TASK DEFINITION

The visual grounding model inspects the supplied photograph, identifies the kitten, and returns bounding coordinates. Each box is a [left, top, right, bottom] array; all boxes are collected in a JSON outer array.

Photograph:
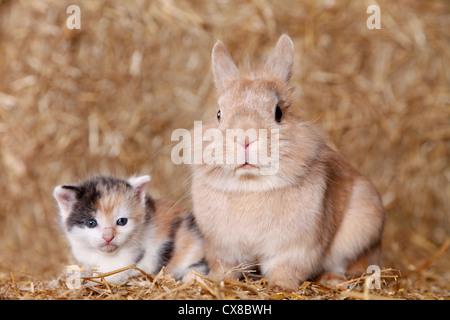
[[53, 175, 208, 284]]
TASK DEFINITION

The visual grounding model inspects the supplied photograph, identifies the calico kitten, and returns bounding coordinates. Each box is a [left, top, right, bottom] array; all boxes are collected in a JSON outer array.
[[53, 175, 208, 284]]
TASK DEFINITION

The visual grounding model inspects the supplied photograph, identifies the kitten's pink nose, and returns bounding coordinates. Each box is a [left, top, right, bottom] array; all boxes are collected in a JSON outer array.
[[102, 232, 115, 244], [103, 235, 114, 244]]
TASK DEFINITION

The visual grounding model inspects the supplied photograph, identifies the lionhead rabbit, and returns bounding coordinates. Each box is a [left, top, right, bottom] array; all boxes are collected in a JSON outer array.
[[190, 34, 385, 290]]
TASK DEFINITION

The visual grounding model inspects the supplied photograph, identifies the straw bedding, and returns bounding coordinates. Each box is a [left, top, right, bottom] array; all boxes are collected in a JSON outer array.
[[0, 0, 448, 300]]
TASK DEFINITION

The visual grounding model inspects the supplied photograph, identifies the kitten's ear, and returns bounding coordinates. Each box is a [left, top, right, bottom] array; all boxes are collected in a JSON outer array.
[[53, 185, 79, 219], [211, 40, 239, 92], [266, 34, 294, 82], [128, 175, 151, 206]]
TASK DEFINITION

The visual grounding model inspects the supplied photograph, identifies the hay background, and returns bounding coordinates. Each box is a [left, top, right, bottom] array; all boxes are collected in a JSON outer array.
[[0, 0, 448, 299]]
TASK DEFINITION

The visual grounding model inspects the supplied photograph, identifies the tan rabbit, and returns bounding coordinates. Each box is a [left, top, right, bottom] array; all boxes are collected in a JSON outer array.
[[190, 34, 385, 290]]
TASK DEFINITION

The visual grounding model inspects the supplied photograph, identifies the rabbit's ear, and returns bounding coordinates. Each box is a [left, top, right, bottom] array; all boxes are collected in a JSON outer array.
[[211, 40, 239, 92], [266, 34, 294, 82]]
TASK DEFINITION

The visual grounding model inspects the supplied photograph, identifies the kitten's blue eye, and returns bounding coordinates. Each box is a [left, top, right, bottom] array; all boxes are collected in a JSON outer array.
[[117, 218, 128, 226], [85, 219, 97, 228]]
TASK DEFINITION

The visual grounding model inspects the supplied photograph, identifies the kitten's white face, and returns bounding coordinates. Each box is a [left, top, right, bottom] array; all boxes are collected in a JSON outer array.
[[54, 175, 151, 254], [69, 200, 137, 253]]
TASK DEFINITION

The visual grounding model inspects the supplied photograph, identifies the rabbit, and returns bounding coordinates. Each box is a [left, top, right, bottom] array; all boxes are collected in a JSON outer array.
[[190, 34, 385, 291]]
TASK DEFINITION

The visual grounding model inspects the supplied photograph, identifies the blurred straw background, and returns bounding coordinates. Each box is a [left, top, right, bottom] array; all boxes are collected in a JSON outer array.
[[0, 0, 448, 299]]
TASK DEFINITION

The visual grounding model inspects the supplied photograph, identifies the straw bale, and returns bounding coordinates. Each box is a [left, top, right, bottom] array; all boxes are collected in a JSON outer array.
[[0, 0, 448, 299]]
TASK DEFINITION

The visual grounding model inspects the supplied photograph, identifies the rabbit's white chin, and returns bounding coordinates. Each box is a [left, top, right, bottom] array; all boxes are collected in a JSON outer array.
[[235, 163, 259, 175], [198, 168, 293, 193]]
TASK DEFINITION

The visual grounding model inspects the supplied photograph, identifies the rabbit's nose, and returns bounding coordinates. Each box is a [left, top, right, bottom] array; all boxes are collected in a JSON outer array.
[[236, 135, 256, 148], [236, 139, 257, 164], [244, 136, 250, 148]]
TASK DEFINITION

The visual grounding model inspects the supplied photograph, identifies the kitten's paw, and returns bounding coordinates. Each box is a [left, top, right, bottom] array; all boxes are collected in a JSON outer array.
[[182, 270, 200, 284], [268, 279, 299, 293]]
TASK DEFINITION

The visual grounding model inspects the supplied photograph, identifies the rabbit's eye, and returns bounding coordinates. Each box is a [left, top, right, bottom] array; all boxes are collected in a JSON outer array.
[[217, 110, 221, 122], [275, 106, 282, 122]]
